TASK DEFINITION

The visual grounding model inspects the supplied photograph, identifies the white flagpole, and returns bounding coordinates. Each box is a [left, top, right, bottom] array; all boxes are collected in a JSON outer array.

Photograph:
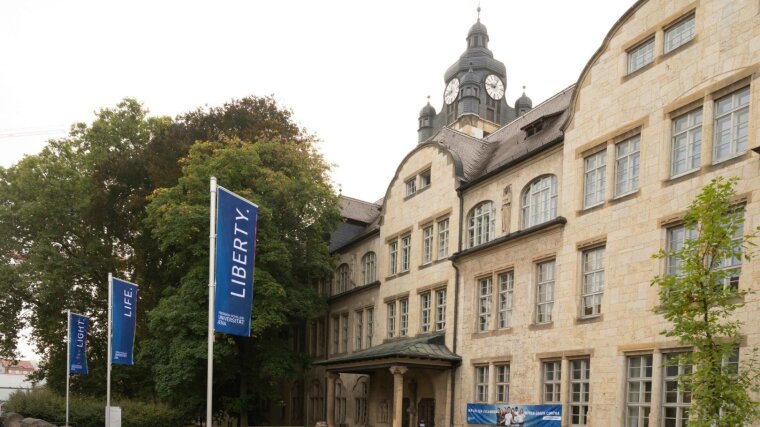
[[207, 176, 218, 427], [107, 272, 112, 427], [65, 309, 70, 427]]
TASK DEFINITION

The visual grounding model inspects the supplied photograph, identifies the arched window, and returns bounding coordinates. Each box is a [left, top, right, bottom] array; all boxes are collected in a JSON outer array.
[[521, 175, 558, 228], [468, 201, 495, 247], [308, 380, 324, 425], [361, 252, 376, 285], [354, 377, 369, 425], [335, 379, 346, 424], [336, 264, 350, 294]]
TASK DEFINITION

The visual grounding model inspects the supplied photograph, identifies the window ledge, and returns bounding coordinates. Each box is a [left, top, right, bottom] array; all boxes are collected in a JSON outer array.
[[328, 280, 381, 302], [662, 37, 696, 60], [622, 61, 655, 82], [710, 151, 749, 169], [471, 328, 514, 340], [610, 189, 640, 204], [403, 184, 431, 201], [577, 202, 606, 216], [418, 262, 433, 270], [663, 168, 701, 187], [575, 314, 604, 325], [450, 217, 567, 261], [528, 322, 554, 331]]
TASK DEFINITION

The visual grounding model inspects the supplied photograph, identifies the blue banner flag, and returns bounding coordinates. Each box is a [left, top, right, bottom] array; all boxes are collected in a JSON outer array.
[[111, 278, 138, 365], [68, 313, 89, 375], [214, 186, 259, 336], [466, 403, 562, 427]]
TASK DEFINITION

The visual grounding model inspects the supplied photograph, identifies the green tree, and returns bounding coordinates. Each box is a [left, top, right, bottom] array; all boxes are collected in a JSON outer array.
[[652, 177, 760, 426], [143, 135, 339, 422]]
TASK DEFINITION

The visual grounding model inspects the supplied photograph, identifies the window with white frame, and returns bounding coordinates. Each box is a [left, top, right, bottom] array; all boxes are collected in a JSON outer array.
[[671, 108, 702, 177], [340, 313, 348, 353], [497, 271, 514, 329], [522, 175, 558, 228], [389, 241, 398, 275], [664, 13, 695, 53], [420, 169, 431, 189], [713, 86, 750, 163], [399, 298, 409, 336], [717, 209, 744, 289], [496, 364, 510, 403], [581, 247, 605, 317], [420, 292, 432, 333], [627, 37, 655, 74], [543, 361, 561, 403], [536, 260, 555, 324], [570, 358, 590, 426], [663, 353, 692, 427], [387, 302, 396, 338], [626, 354, 653, 427], [401, 235, 411, 272], [438, 218, 450, 259], [615, 136, 640, 197], [366, 308, 373, 347], [405, 178, 417, 196], [422, 225, 434, 265], [584, 150, 606, 208], [468, 201, 495, 247], [336, 263, 350, 294], [478, 277, 493, 332], [354, 310, 363, 351], [361, 252, 376, 285], [475, 366, 489, 402], [666, 225, 698, 277], [435, 288, 446, 330]]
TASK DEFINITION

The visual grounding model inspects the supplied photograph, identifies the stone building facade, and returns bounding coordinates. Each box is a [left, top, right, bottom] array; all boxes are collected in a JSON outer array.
[[297, 1, 760, 427]]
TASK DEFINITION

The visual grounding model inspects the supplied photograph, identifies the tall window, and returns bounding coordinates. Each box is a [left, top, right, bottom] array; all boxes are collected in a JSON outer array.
[[498, 271, 514, 329], [422, 225, 434, 265], [438, 218, 450, 259], [486, 97, 500, 122], [469, 201, 495, 247], [435, 289, 446, 331], [663, 353, 692, 427], [522, 175, 558, 228], [399, 298, 409, 337], [361, 252, 376, 285], [671, 109, 702, 177], [405, 178, 417, 196], [475, 366, 489, 402], [570, 359, 590, 426], [627, 37, 655, 74], [308, 381, 324, 425], [420, 292, 432, 333], [332, 315, 339, 354], [478, 277, 493, 332], [420, 169, 431, 189], [626, 354, 653, 427], [366, 308, 373, 347], [666, 225, 698, 277], [581, 247, 605, 317], [354, 310, 363, 351], [717, 209, 744, 289], [536, 260, 555, 324], [543, 361, 561, 403], [335, 380, 346, 424], [584, 150, 606, 208], [389, 241, 398, 275], [713, 86, 750, 163], [664, 13, 695, 53], [355, 380, 369, 425], [387, 302, 396, 338], [340, 313, 348, 353], [496, 364, 510, 403], [336, 264, 349, 294], [401, 235, 411, 272], [615, 136, 640, 197]]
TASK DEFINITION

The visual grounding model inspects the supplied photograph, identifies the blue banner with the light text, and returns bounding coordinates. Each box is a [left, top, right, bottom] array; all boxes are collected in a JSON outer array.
[[466, 403, 561, 427], [68, 313, 89, 375], [214, 186, 258, 336], [111, 278, 138, 365]]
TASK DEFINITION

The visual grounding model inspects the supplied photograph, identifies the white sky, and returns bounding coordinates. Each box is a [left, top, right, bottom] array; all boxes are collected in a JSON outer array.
[[0, 0, 635, 358]]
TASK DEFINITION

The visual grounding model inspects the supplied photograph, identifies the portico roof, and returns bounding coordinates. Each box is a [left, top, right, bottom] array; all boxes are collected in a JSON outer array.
[[314, 333, 460, 372]]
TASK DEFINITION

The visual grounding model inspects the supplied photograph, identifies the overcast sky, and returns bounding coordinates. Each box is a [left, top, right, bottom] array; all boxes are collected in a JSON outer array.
[[2, 1, 635, 358]]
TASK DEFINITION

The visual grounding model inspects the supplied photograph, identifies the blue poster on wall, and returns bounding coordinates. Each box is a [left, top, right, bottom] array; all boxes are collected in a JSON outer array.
[[466, 403, 561, 427]]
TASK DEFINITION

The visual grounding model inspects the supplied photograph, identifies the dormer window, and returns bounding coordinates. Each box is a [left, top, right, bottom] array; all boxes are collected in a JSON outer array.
[[405, 178, 417, 197], [420, 169, 431, 189]]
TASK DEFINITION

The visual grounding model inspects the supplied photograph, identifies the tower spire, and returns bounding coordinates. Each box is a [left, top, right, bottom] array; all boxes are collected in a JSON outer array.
[[477, 2, 481, 22]]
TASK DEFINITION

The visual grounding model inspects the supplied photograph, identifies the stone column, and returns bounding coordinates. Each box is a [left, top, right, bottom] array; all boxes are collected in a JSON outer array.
[[389, 366, 408, 427], [326, 372, 339, 427], [560, 358, 570, 427], [649, 351, 663, 427]]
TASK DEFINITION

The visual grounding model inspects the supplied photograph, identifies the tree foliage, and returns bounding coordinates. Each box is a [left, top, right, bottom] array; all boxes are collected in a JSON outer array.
[[652, 177, 760, 426]]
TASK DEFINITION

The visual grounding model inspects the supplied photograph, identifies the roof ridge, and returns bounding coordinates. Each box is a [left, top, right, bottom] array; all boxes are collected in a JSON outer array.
[[487, 84, 576, 140], [439, 126, 491, 146], [340, 195, 381, 207]]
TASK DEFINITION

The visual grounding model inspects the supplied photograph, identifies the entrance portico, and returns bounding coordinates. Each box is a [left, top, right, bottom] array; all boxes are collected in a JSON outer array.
[[315, 333, 460, 427]]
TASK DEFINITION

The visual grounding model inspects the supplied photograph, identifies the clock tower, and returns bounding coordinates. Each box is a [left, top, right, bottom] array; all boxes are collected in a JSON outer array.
[[418, 8, 519, 142]]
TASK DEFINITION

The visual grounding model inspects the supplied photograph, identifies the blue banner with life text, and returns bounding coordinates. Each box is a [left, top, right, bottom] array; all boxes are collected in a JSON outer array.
[[466, 403, 561, 427], [111, 278, 138, 365], [214, 186, 259, 336], [68, 313, 89, 375]]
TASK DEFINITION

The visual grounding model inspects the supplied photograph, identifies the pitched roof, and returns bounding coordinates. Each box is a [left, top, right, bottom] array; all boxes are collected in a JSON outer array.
[[339, 196, 381, 224], [314, 333, 460, 366], [329, 196, 382, 252], [428, 127, 491, 181]]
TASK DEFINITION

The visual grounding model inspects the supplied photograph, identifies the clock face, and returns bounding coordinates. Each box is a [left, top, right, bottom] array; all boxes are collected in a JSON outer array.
[[444, 78, 460, 105], [485, 74, 505, 100]]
